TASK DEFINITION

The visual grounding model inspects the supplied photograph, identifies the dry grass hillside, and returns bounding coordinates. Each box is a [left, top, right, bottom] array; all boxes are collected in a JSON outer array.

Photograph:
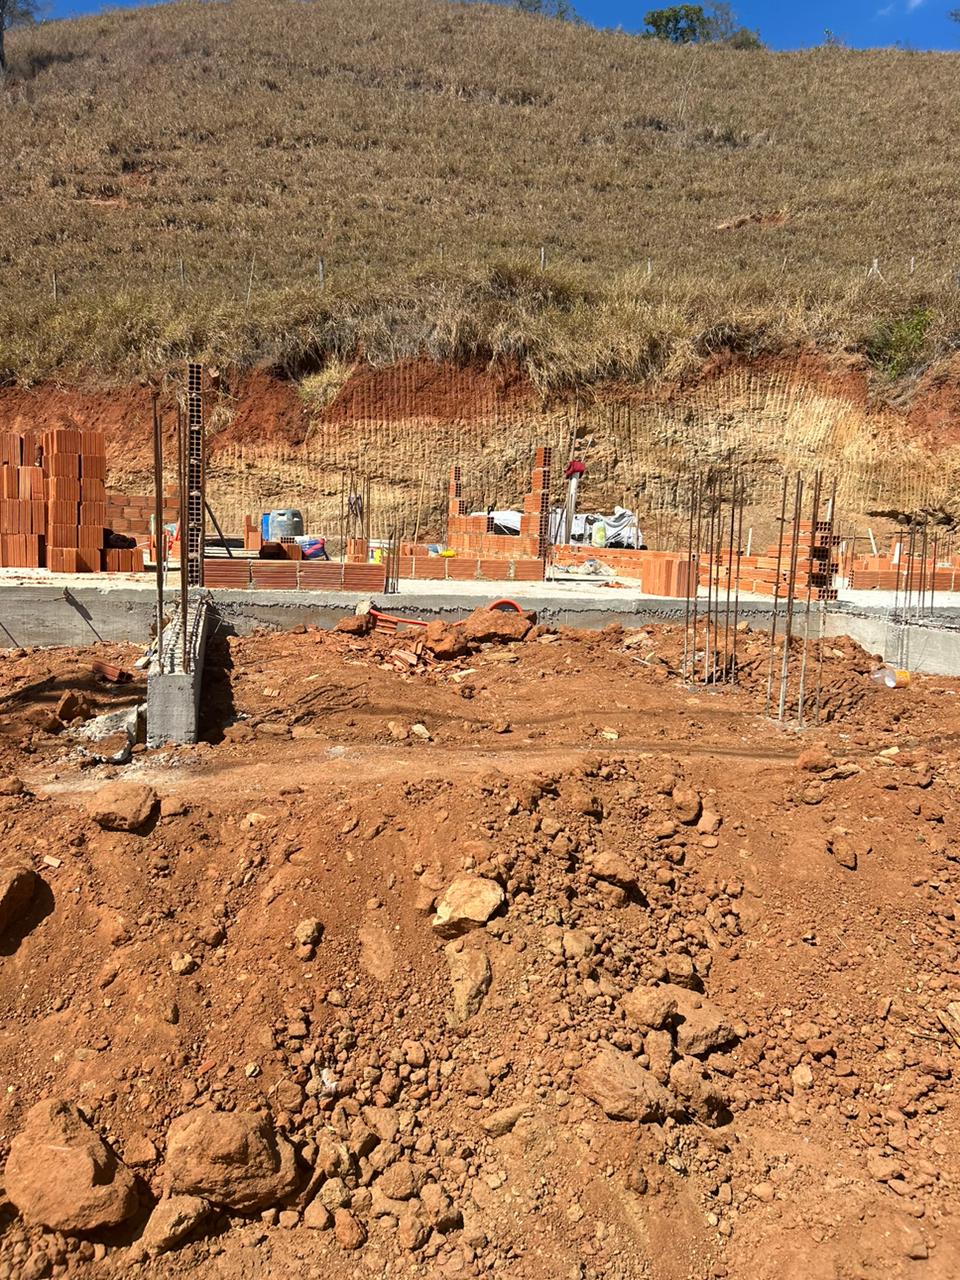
[[2, 0, 959, 386]]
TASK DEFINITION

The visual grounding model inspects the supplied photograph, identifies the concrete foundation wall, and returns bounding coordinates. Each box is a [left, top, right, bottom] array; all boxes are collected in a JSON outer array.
[[3, 582, 960, 678], [822, 612, 960, 678], [146, 601, 211, 747], [0, 585, 157, 648]]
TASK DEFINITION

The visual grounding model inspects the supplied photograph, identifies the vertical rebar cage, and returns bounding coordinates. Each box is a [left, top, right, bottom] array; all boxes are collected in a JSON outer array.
[[186, 362, 206, 588]]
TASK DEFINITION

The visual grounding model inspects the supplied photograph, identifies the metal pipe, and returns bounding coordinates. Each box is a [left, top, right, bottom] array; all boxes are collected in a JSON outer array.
[[777, 473, 804, 722], [730, 473, 745, 684], [204, 500, 233, 557], [178, 402, 188, 675], [765, 474, 789, 716], [152, 391, 164, 657]]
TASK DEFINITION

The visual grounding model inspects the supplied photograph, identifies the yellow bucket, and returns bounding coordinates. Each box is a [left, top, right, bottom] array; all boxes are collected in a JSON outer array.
[[874, 664, 910, 688]]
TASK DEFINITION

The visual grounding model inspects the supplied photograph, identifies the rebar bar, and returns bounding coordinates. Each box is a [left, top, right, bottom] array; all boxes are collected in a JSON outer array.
[[730, 473, 745, 684], [152, 391, 164, 657], [177, 403, 188, 675], [777, 473, 804, 722], [930, 530, 939, 616], [691, 475, 704, 684], [682, 473, 697, 683], [797, 470, 823, 727], [765, 474, 789, 716], [722, 469, 736, 682], [814, 476, 837, 727]]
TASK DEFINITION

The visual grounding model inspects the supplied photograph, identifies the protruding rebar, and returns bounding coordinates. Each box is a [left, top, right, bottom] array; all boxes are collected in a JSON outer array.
[[765, 474, 789, 716], [730, 473, 745, 684], [682, 473, 697, 683], [152, 390, 164, 658], [691, 474, 704, 683], [777, 473, 804, 722], [177, 402, 188, 675], [797, 469, 823, 727]]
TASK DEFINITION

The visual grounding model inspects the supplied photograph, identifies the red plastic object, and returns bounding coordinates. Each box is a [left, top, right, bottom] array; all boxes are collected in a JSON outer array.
[[370, 597, 524, 632]]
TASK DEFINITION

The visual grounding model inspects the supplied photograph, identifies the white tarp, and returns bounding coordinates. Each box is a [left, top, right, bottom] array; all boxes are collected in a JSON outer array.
[[474, 505, 643, 548]]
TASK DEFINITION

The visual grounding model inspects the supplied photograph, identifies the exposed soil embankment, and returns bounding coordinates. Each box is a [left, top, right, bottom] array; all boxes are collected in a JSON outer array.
[[2, 352, 960, 540]]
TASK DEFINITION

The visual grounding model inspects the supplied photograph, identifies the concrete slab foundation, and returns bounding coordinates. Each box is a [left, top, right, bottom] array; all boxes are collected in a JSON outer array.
[[3, 574, 960, 677]]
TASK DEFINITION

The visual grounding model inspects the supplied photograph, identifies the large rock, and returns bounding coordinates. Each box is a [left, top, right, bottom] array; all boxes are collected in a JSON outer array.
[[0, 864, 38, 936], [445, 942, 492, 1025], [378, 1159, 422, 1201], [431, 874, 504, 938], [668, 986, 738, 1057], [86, 782, 158, 832], [461, 608, 532, 645], [423, 620, 469, 659], [575, 1043, 678, 1123], [163, 1109, 298, 1212], [4, 1098, 138, 1233], [671, 787, 702, 825]]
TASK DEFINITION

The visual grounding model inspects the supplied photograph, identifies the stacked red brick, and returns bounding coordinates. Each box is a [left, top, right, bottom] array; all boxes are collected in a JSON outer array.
[[105, 487, 178, 540], [847, 538, 956, 591], [700, 518, 839, 601], [0, 429, 46, 568], [44, 426, 104, 572], [0, 425, 143, 573], [445, 450, 551, 561], [552, 544, 695, 596], [519, 446, 552, 556], [203, 560, 389, 592]]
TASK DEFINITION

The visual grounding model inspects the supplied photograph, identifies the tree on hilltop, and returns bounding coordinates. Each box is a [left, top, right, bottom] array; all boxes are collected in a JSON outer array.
[[643, 4, 763, 46], [506, 0, 581, 19], [643, 5, 711, 42], [0, 0, 39, 74]]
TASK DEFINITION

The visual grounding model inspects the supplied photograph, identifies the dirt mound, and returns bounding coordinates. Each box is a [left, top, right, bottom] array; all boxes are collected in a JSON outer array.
[[1, 623, 960, 1279]]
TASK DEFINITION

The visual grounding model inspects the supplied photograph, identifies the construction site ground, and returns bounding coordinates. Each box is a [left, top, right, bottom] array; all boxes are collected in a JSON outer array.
[[2, 563, 960, 615], [2, 618, 960, 1279]]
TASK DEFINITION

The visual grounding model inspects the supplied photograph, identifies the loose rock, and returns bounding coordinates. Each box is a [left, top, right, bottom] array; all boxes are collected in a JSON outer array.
[[4, 1099, 138, 1233], [445, 942, 492, 1025], [431, 875, 504, 938], [0, 863, 38, 937], [163, 1109, 298, 1212], [86, 782, 158, 832], [575, 1043, 678, 1122]]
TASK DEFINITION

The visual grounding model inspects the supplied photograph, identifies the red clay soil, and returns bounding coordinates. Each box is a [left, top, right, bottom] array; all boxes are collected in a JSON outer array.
[[3, 351, 960, 478], [904, 353, 960, 449], [318, 356, 533, 425], [209, 368, 310, 449], [1, 621, 960, 1279]]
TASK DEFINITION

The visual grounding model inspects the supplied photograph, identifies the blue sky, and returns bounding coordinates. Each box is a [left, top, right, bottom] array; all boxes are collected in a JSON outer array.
[[40, 0, 960, 51]]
